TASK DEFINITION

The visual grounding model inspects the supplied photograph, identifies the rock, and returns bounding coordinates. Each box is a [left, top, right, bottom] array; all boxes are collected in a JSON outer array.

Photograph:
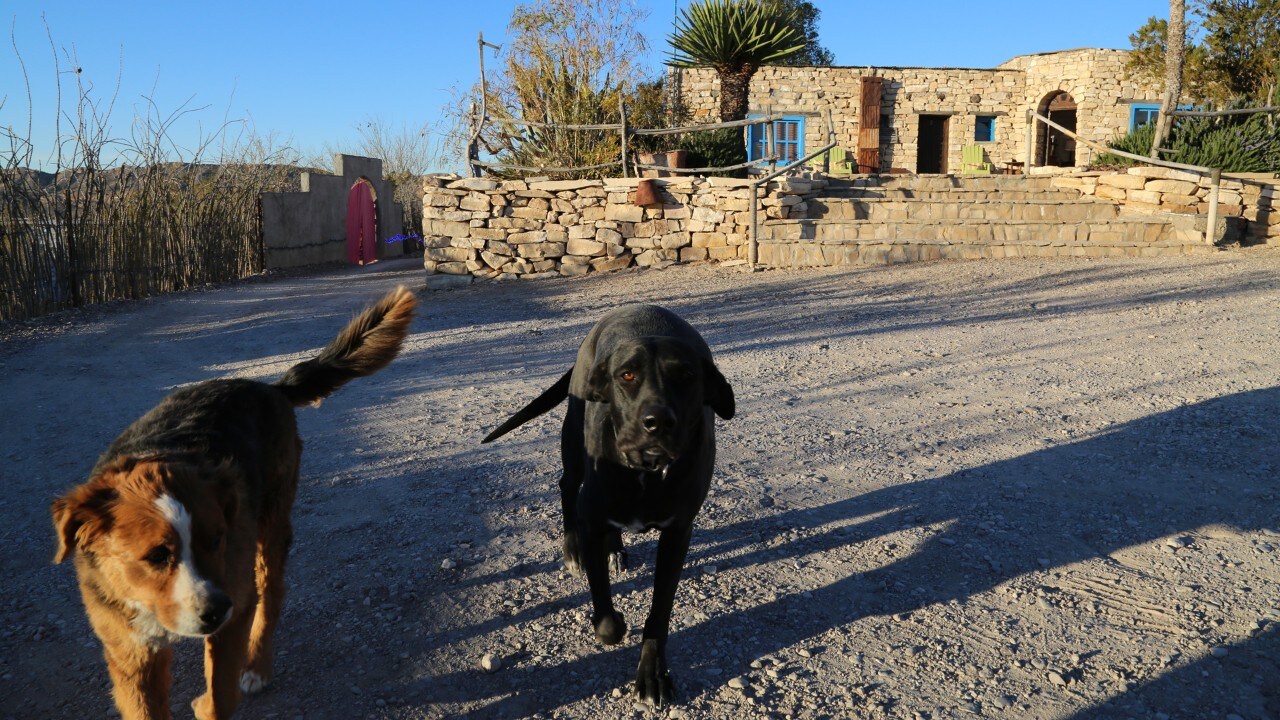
[[1211, 647, 1229, 658], [424, 274, 473, 290], [441, 559, 457, 570], [728, 676, 747, 689], [992, 695, 1015, 709], [1166, 536, 1193, 549], [480, 653, 502, 673], [1047, 670, 1068, 687]]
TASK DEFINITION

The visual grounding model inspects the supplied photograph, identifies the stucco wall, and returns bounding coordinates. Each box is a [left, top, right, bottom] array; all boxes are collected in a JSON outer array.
[[676, 49, 1162, 174], [260, 154, 404, 268]]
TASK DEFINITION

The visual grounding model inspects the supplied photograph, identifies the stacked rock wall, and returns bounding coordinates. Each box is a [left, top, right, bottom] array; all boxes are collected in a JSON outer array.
[[422, 175, 821, 280], [677, 49, 1161, 174], [1053, 169, 1279, 245]]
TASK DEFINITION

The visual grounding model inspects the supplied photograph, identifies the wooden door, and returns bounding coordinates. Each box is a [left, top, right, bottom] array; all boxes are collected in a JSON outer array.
[[346, 178, 379, 265], [857, 77, 882, 173]]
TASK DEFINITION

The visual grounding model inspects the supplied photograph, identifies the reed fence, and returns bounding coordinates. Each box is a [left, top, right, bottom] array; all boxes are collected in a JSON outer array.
[[0, 167, 279, 321]]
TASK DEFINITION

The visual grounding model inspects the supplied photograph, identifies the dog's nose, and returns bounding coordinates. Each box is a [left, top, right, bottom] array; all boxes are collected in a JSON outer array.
[[641, 408, 675, 434], [200, 592, 233, 633]]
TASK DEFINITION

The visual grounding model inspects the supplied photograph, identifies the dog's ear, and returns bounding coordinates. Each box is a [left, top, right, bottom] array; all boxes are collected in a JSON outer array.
[[51, 482, 115, 563], [586, 359, 612, 403], [702, 358, 735, 420]]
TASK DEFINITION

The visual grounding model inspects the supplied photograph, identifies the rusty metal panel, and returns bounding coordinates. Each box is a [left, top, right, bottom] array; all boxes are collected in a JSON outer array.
[[858, 77, 882, 173]]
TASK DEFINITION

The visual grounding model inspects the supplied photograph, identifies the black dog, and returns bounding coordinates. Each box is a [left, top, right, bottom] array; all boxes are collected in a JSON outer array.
[[483, 304, 734, 706]]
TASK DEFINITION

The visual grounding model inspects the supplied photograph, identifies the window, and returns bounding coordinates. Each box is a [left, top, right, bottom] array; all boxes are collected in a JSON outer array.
[[880, 114, 895, 144], [747, 116, 805, 163], [974, 115, 996, 142], [1130, 103, 1160, 130]]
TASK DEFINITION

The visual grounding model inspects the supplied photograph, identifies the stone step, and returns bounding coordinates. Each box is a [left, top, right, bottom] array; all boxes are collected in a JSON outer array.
[[804, 197, 1120, 223], [823, 175, 1062, 192], [756, 237, 1220, 268], [760, 218, 1204, 245], [815, 189, 1090, 202]]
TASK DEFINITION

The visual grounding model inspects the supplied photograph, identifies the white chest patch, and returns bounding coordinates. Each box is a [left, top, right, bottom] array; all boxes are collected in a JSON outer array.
[[126, 601, 177, 647]]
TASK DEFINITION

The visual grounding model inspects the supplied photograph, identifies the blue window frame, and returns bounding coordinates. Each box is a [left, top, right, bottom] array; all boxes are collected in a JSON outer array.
[[975, 115, 996, 142], [747, 115, 805, 163], [1131, 103, 1196, 131], [1130, 103, 1160, 130]]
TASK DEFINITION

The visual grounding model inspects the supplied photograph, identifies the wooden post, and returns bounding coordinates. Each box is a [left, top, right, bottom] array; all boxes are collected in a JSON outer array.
[[1205, 167, 1221, 244], [619, 99, 629, 178], [823, 108, 833, 174], [467, 100, 480, 178], [765, 109, 776, 176], [1025, 109, 1034, 171], [749, 182, 759, 268]]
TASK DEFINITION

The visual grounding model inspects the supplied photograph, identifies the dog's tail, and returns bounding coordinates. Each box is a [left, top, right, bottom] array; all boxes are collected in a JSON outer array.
[[481, 369, 572, 443], [274, 286, 417, 407]]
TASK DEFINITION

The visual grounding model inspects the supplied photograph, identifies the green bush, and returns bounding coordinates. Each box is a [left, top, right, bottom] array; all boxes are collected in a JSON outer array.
[[1095, 110, 1280, 172], [676, 127, 748, 177], [1094, 122, 1157, 166], [1169, 112, 1280, 172]]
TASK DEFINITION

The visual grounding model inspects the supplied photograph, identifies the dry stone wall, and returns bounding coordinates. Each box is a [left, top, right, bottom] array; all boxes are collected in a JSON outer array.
[[421, 175, 821, 281], [1052, 169, 1279, 245]]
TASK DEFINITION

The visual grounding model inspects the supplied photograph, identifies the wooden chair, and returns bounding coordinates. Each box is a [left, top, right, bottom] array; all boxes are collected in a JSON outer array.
[[960, 145, 993, 175], [828, 147, 854, 174]]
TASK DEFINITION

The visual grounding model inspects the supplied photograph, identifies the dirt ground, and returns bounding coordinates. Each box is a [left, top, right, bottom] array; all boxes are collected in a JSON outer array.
[[2, 252, 1278, 720]]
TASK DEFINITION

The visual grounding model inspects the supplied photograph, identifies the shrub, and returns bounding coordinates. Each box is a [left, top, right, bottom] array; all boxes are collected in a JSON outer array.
[[1094, 110, 1280, 172], [1094, 123, 1157, 166], [676, 127, 748, 177]]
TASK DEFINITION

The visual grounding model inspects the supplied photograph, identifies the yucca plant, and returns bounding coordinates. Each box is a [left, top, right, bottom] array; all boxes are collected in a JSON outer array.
[[667, 0, 806, 122]]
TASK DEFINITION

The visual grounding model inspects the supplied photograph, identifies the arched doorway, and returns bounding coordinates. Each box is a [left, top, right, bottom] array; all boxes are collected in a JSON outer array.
[[1036, 91, 1077, 167], [346, 177, 379, 265]]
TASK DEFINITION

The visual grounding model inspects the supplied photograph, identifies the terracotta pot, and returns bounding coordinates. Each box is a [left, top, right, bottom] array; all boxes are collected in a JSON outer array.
[[634, 179, 660, 206]]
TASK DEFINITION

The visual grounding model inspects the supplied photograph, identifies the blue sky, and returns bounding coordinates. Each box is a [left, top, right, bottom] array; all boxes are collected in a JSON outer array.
[[3, 1, 1167, 170]]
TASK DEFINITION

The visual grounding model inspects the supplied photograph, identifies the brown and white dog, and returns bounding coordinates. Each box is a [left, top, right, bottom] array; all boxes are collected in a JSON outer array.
[[51, 286, 416, 720]]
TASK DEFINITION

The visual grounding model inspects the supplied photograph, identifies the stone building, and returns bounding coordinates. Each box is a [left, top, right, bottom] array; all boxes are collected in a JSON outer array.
[[676, 48, 1163, 174]]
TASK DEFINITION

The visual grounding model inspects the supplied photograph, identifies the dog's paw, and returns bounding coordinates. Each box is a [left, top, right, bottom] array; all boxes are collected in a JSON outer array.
[[563, 556, 583, 577], [634, 667, 675, 708], [239, 670, 270, 695], [608, 549, 629, 575], [562, 536, 583, 577], [634, 639, 674, 708], [591, 610, 627, 645]]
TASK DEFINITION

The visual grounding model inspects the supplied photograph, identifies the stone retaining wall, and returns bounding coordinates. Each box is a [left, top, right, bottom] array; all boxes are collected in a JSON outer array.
[[1052, 168, 1279, 245], [421, 175, 822, 282]]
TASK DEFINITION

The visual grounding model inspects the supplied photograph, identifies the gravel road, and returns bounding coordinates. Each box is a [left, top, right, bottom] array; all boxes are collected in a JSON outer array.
[[2, 251, 1278, 720]]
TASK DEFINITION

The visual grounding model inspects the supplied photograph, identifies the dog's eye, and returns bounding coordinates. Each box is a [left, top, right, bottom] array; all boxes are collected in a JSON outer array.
[[619, 371, 637, 383], [144, 545, 172, 567]]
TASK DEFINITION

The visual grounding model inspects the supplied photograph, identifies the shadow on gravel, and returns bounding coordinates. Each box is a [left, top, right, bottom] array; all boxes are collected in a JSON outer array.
[[659, 261, 1278, 354], [1065, 623, 1280, 720], [406, 387, 1278, 717]]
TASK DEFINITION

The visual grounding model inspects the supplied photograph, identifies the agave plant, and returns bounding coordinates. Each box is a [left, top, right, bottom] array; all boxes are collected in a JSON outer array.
[[667, 0, 806, 122]]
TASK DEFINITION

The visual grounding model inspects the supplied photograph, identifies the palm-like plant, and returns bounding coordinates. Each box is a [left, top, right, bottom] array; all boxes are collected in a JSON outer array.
[[667, 0, 806, 122]]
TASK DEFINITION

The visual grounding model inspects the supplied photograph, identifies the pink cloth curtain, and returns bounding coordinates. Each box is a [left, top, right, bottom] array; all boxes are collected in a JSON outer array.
[[345, 181, 378, 264]]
